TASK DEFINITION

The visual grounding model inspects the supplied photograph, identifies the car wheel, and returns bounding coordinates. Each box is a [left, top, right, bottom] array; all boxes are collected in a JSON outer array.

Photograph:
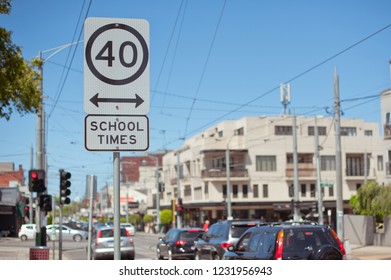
[[313, 246, 342, 260], [195, 251, 201, 260], [212, 253, 220, 260], [73, 234, 82, 242], [156, 248, 163, 260], [20, 235, 27, 241]]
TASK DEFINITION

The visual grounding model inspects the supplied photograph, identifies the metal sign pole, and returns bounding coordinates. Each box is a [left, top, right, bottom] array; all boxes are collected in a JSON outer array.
[[113, 152, 121, 260]]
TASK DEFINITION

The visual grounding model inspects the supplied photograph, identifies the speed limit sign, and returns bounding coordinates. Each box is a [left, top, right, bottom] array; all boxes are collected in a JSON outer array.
[[84, 17, 149, 115]]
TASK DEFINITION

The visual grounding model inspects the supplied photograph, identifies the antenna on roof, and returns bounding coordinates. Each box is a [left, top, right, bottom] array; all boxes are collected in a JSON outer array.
[[280, 83, 291, 115]]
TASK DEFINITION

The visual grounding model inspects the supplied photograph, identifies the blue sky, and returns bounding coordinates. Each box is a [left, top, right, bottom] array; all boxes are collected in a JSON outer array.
[[1, 0, 390, 199]]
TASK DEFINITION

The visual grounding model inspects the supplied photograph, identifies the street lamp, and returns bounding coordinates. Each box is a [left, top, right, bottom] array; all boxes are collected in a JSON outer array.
[[34, 40, 82, 246], [226, 134, 237, 220]]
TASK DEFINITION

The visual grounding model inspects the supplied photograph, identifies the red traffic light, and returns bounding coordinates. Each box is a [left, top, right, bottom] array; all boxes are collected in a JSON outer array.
[[31, 172, 38, 179]]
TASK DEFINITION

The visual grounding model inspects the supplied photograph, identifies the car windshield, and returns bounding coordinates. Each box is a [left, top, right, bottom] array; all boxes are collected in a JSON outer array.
[[230, 224, 255, 238], [179, 231, 201, 240], [99, 228, 129, 238]]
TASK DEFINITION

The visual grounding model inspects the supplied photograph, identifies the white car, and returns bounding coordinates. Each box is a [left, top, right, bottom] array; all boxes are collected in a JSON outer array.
[[46, 224, 88, 242], [120, 223, 136, 236], [18, 224, 37, 241]]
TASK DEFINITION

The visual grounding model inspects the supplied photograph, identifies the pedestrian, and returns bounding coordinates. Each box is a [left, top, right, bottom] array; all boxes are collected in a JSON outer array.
[[203, 220, 210, 232]]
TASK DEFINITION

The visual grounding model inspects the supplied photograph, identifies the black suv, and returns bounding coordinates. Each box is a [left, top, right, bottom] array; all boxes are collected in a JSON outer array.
[[156, 228, 204, 260], [194, 219, 266, 260], [223, 223, 346, 260]]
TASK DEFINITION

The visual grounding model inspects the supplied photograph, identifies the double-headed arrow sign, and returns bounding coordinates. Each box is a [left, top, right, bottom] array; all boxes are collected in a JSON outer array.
[[89, 93, 144, 108]]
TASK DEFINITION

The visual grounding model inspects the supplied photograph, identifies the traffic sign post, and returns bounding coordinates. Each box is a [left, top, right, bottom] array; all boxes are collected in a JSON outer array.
[[84, 17, 149, 115], [84, 115, 149, 151], [84, 17, 150, 260]]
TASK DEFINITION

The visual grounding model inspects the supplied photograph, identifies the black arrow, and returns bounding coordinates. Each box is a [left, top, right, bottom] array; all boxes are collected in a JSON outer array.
[[90, 93, 144, 108]]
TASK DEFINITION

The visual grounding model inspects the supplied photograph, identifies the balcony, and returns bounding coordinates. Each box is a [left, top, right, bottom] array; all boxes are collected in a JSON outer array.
[[201, 168, 248, 179], [285, 163, 316, 178]]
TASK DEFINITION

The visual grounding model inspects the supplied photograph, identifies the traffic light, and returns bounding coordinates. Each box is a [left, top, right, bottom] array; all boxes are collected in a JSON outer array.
[[28, 169, 46, 192], [59, 169, 71, 205], [176, 198, 184, 217], [40, 194, 52, 212]]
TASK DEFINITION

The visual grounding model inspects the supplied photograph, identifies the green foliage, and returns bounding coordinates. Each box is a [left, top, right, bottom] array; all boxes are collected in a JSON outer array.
[[143, 214, 154, 224], [0, 0, 41, 120], [160, 209, 173, 225], [350, 181, 391, 221]]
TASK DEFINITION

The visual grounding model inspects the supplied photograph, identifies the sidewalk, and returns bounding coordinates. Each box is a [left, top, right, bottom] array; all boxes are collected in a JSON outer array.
[[348, 243, 391, 260]]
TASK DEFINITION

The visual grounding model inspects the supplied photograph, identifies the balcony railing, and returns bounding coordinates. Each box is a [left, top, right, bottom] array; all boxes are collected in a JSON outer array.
[[285, 163, 316, 177], [201, 168, 248, 178]]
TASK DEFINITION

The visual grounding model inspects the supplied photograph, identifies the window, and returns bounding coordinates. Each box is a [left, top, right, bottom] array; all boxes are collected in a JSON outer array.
[[235, 127, 244, 135], [233, 185, 238, 198], [301, 184, 306, 197], [287, 153, 313, 164], [329, 185, 334, 197], [256, 156, 277, 171], [218, 130, 223, 137], [310, 184, 316, 198], [364, 130, 373, 136], [222, 185, 227, 198], [243, 185, 248, 198], [275, 125, 292, 135], [387, 112, 391, 124], [321, 156, 336, 171], [308, 126, 326, 136], [341, 127, 357, 136], [262, 184, 268, 198], [204, 182, 209, 199], [378, 155, 384, 171], [253, 184, 259, 198]]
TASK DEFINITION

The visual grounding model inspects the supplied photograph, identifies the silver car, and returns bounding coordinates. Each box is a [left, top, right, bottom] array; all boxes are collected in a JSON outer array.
[[89, 227, 135, 260], [46, 224, 88, 242]]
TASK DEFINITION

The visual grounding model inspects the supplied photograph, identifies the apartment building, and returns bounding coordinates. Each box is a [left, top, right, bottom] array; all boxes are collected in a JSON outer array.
[[161, 115, 385, 225], [381, 88, 391, 184]]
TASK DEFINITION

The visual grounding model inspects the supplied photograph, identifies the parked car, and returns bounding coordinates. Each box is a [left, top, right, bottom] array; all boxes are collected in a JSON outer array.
[[120, 223, 136, 236], [156, 228, 204, 260], [46, 224, 88, 242], [18, 224, 37, 241], [89, 226, 135, 260], [223, 222, 346, 260], [194, 219, 266, 260]]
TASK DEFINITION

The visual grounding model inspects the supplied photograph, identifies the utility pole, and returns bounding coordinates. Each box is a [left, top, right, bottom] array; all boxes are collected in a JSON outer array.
[[334, 68, 344, 241], [314, 117, 324, 225], [176, 151, 182, 228], [292, 114, 301, 221]]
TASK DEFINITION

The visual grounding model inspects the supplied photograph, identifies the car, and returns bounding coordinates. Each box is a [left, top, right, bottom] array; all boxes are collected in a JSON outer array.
[[120, 223, 136, 236], [46, 224, 88, 242], [223, 222, 346, 260], [194, 219, 267, 260], [156, 228, 204, 260], [89, 226, 135, 260], [18, 224, 37, 241]]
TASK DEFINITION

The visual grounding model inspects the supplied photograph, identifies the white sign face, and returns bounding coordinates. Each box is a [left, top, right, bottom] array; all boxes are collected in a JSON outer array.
[[85, 115, 149, 151], [84, 18, 149, 115]]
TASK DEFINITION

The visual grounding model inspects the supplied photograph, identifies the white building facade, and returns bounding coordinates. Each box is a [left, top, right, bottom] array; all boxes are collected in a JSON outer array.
[[161, 115, 385, 225]]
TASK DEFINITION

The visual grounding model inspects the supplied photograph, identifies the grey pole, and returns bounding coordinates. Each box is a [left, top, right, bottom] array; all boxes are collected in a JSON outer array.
[[292, 114, 301, 222], [87, 175, 95, 260], [314, 117, 324, 225], [176, 151, 182, 228], [226, 146, 232, 219], [155, 158, 161, 229], [113, 152, 121, 260], [334, 68, 344, 241]]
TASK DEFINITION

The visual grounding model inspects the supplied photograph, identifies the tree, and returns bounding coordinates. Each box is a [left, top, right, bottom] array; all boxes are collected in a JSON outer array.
[[160, 209, 172, 225], [350, 181, 391, 221], [0, 0, 41, 120]]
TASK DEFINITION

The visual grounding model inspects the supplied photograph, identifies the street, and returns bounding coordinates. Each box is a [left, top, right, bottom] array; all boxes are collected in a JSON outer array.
[[2, 231, 391, 260], [0, 232, 162, 260]]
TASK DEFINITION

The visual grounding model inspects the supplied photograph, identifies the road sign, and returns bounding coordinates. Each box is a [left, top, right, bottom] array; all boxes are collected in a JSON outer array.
[[84, 17, 149, 115], [84, 115, 149, 151]]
